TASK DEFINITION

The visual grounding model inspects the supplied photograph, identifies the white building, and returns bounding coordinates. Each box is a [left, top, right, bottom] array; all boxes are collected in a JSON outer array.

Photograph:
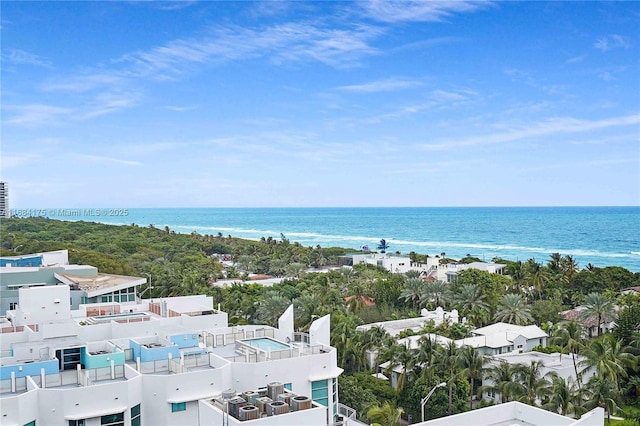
[[356, 307, 459, 337], [339, 253, 506, 281], [416, 401, 603, 426], [0, 181, 8, 218], [0, 285, 358, 426], [455, 322, 547, 355], [0, 250, 146, 313], [482, 351, 595, 404]]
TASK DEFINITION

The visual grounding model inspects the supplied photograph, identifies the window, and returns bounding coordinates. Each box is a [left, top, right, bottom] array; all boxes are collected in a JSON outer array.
[[284, 383, 292, 391], [23, 422, 36, 426], [9, 302, 18, 310], [517, 344, 523, 349], [131, 404, 141, 426], [311, 380, 329, 407], [101, 413, 124, 426], [171, 402, 186, 412], [69, 421, 85, 426]]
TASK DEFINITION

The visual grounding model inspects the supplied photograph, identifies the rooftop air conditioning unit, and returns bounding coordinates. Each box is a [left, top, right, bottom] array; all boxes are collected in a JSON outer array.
[[238, 405, 260, 421], [222, 389, 236, 399], [277, 394, 291, 405], [242, 390, 259, 405], [227, 397, 246, 418], [266, 401, 289, 416], [255, 397, 272, 413], [267, 382, 284, 400], [290, 395, 312, 411]]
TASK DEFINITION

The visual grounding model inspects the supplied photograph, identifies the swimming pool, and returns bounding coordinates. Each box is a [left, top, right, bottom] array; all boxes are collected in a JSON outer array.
[[240, 337, 290, 351]]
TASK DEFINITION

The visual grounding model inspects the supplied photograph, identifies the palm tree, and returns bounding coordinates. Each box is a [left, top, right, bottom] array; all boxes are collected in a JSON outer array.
[[422, 280, 449, 308], [494, 293, 533, 325], [579, 335, 637, 388], [285, 262, 306, 279], [585, 376, 621, 424], [377, 239, 390, 254], [400, 277, 426, 309], [454, 283, 490, 327], [415, 335, 437, 381], [543, 375, 587, 417], [345, 279, 373, 313], [435, 341, 459, 415], [482, 360, 524, 403], [457, 346, 484, 410], [525, 259, 547, 300], [515, 360, 552, 406], [384, 343, 416, 392], [367, 401, 403, 426], [508, 260, 527, 293], [256, 291, 290, 326], [551, 321, 586, 389], [293, 293, 321, 330], [405, 269, 423, 279], [268, 258, 287, 277], [579, 293, 615, 337], [236, 254, 253, 273]]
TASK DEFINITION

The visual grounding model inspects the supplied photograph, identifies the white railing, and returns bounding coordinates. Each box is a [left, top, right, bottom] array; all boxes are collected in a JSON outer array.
[[338, 403, 357, 420]]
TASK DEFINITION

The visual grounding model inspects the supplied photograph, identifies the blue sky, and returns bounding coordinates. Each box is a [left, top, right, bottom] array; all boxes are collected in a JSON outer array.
[[2, 1, 639, 208]]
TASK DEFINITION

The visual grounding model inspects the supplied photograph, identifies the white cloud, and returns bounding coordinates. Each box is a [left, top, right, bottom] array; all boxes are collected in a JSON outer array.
[[421, 114, 640, 151], [2, 104, 73, 126], [594, 34, 631, 52], [2, 49, 50, 67], [119, 23, 382, 76], [359, 0, 492, 23], [337, 78, 422, 93], [72, 154, 142, 167]]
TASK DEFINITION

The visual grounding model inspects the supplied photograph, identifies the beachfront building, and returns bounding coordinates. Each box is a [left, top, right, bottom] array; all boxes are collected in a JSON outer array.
[[356, 307, 459, 337], [560, 305, 618, 338], [455, 322, 548, 355], [414, 401, 603, 426], [338, 253, 506, 281], [0, 250, 146, 314], [482, 351, 595, 404], [0, 285, 359, 426], [0, 181, 8, 218], [375, 322, 547, 389]]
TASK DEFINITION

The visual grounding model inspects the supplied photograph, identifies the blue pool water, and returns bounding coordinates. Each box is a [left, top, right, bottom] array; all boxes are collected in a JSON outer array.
[[242, 337, 290, 351]]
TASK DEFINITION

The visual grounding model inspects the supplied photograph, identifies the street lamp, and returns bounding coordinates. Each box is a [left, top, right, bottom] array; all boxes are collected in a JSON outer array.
[[138, 273, 154, 299], [421, 382, 446, 422]]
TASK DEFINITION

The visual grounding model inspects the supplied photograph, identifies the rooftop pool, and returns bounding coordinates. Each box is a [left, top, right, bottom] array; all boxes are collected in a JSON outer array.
[[240, 337, 290, 351]]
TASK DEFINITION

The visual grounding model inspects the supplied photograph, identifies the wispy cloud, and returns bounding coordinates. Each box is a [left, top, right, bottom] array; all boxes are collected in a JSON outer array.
[[392, 36, 463, 52], [594, 34, 631, 52], [565, 54, 587, 64], [337, 78, 422, 93], [119, 23, 382, 76], [154, 1, 197, 11], [163, 105, 197, 112], [42, 74, 127, 93], [359, 0, 492, 23], [421, 114, 640, 151], [2, 49, 50, 67], [81, 91, 141, 119], [73, 154, 142, 166], [1, 154, 41, 169], [504, 68, 566, 95], [2, 104, 73, 126]]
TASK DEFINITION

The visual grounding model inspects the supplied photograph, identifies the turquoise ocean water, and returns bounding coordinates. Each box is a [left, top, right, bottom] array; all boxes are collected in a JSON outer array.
[[66, 207, 640, 272]]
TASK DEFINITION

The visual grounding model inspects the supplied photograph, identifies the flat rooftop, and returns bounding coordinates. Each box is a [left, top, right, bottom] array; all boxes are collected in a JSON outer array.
[[56, 272, 145, 296]]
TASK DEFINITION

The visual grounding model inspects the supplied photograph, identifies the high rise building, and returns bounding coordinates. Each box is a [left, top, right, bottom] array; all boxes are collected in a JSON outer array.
[[0, 181, 9, 218]]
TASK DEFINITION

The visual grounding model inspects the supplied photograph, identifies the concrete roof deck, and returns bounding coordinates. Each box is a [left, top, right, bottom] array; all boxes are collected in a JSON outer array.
[[56, 272, 145, 296]]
